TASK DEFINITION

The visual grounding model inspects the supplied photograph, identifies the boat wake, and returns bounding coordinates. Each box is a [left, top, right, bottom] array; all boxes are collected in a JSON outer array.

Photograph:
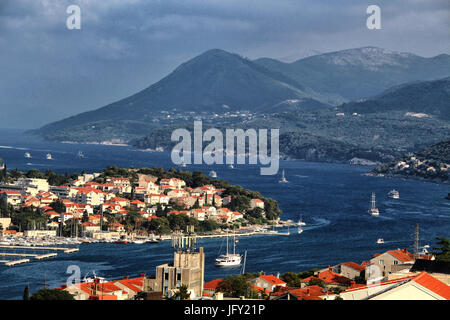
[[303, 217, 331, 231]]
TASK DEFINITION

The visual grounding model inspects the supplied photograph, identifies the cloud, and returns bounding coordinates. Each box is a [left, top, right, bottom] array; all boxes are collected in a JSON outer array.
[[0, 0, 448, 128]]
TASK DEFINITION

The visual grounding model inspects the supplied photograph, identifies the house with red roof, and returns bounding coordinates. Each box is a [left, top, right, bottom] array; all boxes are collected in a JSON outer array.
[[0, 190, 22, 207], [341, 272, 450, 300], [251, 273, 287, 292], [270, 285, 333, 300], [203, 278, 223, 297], [302, 267, 352, 288], [367, 248, 416, 280], [250, 198, 264, 210], [340, 262, 366, 280]]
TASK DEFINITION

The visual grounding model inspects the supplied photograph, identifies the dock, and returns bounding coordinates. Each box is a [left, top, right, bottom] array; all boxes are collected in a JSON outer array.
[[2, 259, 30, 266], [0, 245, 79, 253], [0, 245, 79, 266]]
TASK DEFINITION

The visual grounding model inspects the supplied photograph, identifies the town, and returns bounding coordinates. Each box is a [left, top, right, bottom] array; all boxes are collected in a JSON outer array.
[[0, 166, 283, 244], [53, 230, 450, 301]]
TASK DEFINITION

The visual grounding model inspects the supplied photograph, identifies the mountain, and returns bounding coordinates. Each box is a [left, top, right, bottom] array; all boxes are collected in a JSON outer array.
[[35, 49, 328, 140], [371, 139, 450, 183], [339, 77, 450, 119], [254, 47, 450, 102]]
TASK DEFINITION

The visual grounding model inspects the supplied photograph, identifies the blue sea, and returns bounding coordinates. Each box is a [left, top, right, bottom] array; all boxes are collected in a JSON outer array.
[[0, 128, 449, 299]]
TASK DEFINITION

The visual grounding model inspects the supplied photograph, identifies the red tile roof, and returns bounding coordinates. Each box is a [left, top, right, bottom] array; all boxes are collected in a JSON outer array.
[[342, 261, 365, 272], [413, 272, 450, 299], [259, 274, 286, 286], [204, 279, 223, 290], [388, 249, 415, 262]]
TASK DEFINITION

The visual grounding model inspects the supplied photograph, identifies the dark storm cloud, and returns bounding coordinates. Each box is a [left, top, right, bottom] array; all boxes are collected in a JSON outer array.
[[0, 0, 448, 128]]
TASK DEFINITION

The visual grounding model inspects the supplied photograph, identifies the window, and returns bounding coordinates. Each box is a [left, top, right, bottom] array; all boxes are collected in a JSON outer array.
[[393, 261, 398, 265], [379, 260, 384, 265]]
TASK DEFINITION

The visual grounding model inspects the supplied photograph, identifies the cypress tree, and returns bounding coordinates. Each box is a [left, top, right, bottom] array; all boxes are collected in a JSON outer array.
[[23, 285, 30, 300]]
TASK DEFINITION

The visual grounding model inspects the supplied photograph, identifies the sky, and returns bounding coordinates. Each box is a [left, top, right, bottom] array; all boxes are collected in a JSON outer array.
[[0, 0, 449, 129]]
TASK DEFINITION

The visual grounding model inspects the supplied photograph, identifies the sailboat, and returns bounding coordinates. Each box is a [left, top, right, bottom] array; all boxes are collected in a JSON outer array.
[[209, 170, 217, 178], [215, 231, 242, 267], [369, 193, 380, 216], [298, 224, 303, 234], [46, 153, 52, 160], [279, 170, 288, 183], [298, 215, 306, 226]]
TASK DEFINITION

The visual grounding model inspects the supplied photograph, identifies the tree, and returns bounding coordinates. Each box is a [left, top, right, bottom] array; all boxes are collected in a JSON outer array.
[[30, 289, 75, 300], [172, 284, 190, 300], [23, 285, 30, 300], [432, 237, 450, 262]]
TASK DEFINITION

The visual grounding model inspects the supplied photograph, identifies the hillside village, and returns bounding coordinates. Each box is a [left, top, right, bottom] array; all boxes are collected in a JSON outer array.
[[0, 167, 279, 239]]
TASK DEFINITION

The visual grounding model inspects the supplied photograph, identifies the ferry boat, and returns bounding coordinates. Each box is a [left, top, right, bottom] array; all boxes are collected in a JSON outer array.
[[46, 153, 52, 160], [368, 193, 379, 216], [209, 170, 217, 178], [24, 152, 31, 158], [279, 170, 288, 183], [388, 189, 399, 199], [377, 238, 384, 244], [215, 232, 241, 267]]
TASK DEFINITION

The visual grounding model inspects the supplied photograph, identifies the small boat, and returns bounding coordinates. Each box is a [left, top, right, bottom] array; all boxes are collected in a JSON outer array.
[[209, 170, 217, 178], [133, 239, 145, 244], [77, 151, 85, 159], [368, 193, 379, 216], [298, 215, 306, 226], [279, 170, 288, 183], [298, 225, 303, 234], [377, 238, 384, 244], [113, 240, 128, 244], [181, 161, 186, 167], [46, 153, 52, 160], [24, 152, 31, 158], [228, 164, 234, 169], [388, 189, 399, 199]]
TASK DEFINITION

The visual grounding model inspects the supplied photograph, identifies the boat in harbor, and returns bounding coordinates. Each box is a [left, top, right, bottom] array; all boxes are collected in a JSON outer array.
[[298, 215, 306, 226], [298, 225, 303, 234], [377, 238, 384, 244], [215, 232, 242, 267], [209, 170, 217, 178], [24, 152, 31, 158], [388, 189, 400, 199], [46, 153, 52, 160], [368, 193, 379, 216], [279, 170, 288, 183]]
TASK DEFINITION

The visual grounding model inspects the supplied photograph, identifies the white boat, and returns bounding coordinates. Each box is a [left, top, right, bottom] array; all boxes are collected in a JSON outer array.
[[369, 193, 379, 216], [209, 170, 217, 178], [24, 152, 31, 158], [77, 151, 85, 159], [377, 238, 384, 244], [388, 189, 399, 199], [298, 215, 306, 226], [228, 164, 234, 169], [279, 170, 288, 183], [298, 225, 303, 234], [215, 232, 241, 267], [133, 239, 145, 244], [181, 161, 186, 167], [46, 153, 52, 160]]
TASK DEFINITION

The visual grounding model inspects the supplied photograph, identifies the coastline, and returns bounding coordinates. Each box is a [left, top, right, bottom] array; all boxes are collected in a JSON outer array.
[[364, 172, 450, 185]]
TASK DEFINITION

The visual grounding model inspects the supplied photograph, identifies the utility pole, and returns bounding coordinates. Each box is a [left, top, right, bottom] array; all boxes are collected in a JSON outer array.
[[414, 224, 419, 260]]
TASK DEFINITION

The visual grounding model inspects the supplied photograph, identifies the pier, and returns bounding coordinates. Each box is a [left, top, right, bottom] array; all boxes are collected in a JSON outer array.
[[0, 245, 79, 266], [0, 245, 79, 253]]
